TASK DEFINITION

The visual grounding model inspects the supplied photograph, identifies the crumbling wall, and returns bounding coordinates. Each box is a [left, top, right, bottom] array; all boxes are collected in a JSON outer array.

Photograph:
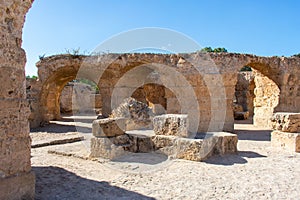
[[253, 70, 280, 128], [235, 71, 255, 116], [0, 0, 35, 199], [34, 53, 300, 133]]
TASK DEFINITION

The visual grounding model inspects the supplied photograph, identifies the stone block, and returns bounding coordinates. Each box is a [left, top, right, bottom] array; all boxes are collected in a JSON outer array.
[[92, 118, 126, 137], [90, 135, 131, 159], [175, 138, 204, 161], [271, 112, 300, 133], [153, 114, 189, 137], [271, 131, 300, 152], [212, 132, 238, 154], [152, 135, 177, 155], [126, 133, 154, 153]]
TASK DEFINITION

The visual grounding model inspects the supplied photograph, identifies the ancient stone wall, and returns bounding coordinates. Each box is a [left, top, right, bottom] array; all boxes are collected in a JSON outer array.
[[0, 0, 35, 199], [34, 53, 300, 133], [26, 77, 43, 127]]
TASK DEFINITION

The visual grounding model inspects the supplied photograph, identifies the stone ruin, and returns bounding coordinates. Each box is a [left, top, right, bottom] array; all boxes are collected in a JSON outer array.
[[271, 113, 300, 152], [27, 53, 300, 132], [1, 1, 300, 199], [90, 100, 238, 161]]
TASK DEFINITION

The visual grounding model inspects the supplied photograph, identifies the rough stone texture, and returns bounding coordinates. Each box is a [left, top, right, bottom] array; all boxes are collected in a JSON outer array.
[[90, 135, 131, 159], [271, 112, 300, 133], [126, 133, 155, 153], [0, 172, 35, 200], [33, 53, 300, 133], [271, 131, 300, 152], [92, 118, 126, 137], [111, 97, 153, 130], [153, 114, 189, 137], [235, 72, 255, 116], [60, 82, 101, 113], [152, 132, 238, 161], [90, 132, 238, 162], [233, 103, 243, 113], [253, 70, 280, 127], [234, 111, 249, 120], [26, 77, 43, 127], [0, 0, 35, 199]]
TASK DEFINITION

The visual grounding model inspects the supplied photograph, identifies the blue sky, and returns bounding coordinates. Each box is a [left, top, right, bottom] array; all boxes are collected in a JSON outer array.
[[23, 0, 300, 75]]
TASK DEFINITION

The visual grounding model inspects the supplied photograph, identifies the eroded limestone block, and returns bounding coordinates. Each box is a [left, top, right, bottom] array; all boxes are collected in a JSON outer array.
[[126, 134, 154, 153], [92, 118, 126, 137], [153, 114, 188, 137], [212, 132, 238, 154], [271, 113, 300, 133], [175, 138, 204, 161], [271, 131, 300, 152], [90, 135, 131, 159], [111, 97, 153, 130], [152, 135, 177, 156]]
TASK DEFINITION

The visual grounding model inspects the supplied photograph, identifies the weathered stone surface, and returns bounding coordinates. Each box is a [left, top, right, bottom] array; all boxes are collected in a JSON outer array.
[[126, 133, 155, 153], [0, 172, 35, 200], [153, 114, 189, 137], [253, 70, 280, 128], [152, 132, 237, 161], [271, 131, 300, 152], [271, 112, 300, 133], [235, 72, 255, 116], [212, 132, 238, 154], [0, 1, 35, 198], [90, 135, 131, 159], [152, 135, 177, 156], [234, 111, 249, 120], [30, 52, 300, 133], [175, 138, 204, 161], [92, 118, 126, 137], [111, 97, 153, 130]]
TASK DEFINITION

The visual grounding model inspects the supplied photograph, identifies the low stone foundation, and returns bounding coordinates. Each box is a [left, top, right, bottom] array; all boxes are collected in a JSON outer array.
[[0, 172, 35, 200], [90, 114, 238, 161], [271, 112, 300, 152]]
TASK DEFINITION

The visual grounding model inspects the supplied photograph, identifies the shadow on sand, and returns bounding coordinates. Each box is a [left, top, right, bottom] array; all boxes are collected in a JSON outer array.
[[204, 150, 267, 166], [33, 166, 155, 200], [31, 123, 92, 134], [234, 129, 271, 141]]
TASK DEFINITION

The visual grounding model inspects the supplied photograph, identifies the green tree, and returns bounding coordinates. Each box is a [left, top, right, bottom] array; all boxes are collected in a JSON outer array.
[[213, 47, 227, 53], [240, 66, 252, 71], [200, 47, 213, 52], [199, 47, 228, 53], [292, 53, 300, 58]]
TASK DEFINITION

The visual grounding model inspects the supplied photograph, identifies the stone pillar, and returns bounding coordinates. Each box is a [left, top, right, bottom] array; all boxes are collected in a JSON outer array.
[[0, 1, 35, 199], [253, 71, 280, 128]]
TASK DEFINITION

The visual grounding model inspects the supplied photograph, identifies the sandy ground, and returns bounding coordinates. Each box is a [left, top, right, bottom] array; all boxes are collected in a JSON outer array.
[[30, 115, 300, 200]]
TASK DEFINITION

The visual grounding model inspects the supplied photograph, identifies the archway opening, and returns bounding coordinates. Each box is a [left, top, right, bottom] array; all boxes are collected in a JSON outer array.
[[60, 78, 101, 116], [234, 64, 280, 141]]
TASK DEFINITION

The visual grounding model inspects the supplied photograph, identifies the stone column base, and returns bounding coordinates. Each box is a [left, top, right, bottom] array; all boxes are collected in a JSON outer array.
[[0, 172, 35, 200]]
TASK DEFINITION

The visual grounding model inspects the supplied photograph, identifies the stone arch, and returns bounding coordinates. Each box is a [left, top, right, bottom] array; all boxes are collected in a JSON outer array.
[[36, 55, 103, 123]]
